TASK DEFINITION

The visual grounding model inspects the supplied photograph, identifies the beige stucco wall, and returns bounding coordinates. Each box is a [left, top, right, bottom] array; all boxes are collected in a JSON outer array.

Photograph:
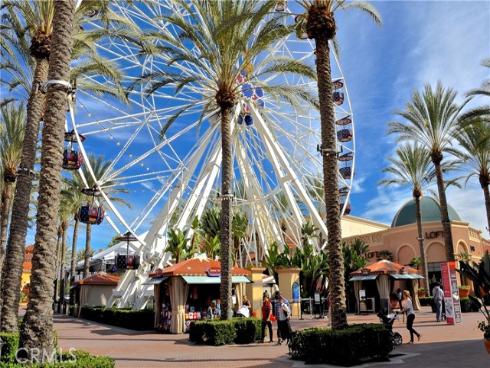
[[80, 285, 114, 307], [344, 219, 490, 266], [341, 215, 390, 238]]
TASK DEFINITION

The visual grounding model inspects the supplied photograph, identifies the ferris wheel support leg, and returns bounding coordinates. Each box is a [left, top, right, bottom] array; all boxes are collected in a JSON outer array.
[[110, 127, 220, 308], [248, 114, 304, 245], [251, 106, 329, 248]]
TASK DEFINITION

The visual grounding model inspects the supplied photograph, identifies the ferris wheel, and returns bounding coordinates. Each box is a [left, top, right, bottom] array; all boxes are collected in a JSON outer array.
[[66, 0, 355, 308]]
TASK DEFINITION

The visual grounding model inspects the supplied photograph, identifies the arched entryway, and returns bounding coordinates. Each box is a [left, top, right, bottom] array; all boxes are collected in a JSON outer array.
[[397, 244, 416, 266], [426, 242, 446, 286]]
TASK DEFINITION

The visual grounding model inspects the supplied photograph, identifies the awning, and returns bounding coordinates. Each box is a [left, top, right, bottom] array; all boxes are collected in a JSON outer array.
[[142, 276, 168, 285], [182, 275, 251, 284], [391, 274, 424, 280], [349, 275, 378, 282]]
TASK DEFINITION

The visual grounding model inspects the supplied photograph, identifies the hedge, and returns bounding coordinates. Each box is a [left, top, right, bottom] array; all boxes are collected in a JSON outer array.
[[189, 318, 262, 346], [460, 297, 479, 313], [419, 297, 432, 306], [0, 332, 19, 363], [0, 333, 113, 367], [79, 306, 154, 330], [289, 323, 393, 366]]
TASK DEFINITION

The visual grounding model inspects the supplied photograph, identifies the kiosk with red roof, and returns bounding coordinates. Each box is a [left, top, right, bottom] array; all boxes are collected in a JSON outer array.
[[148, 257, 251, 333]]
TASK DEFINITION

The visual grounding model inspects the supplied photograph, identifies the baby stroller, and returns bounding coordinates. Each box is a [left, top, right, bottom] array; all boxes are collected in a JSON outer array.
[[377, 309, 403, 346]]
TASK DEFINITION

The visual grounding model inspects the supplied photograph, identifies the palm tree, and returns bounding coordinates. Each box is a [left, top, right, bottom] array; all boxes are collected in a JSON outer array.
[[0, 103, 25, 272], [452, 119, 490, 233], [301, 0, 381, 329], [342, 238, 368, 311], [55, 183, 76, 310], [232, 211, 248, 267], [166, 228, 196, 264], [71, 155, 130, 278], [380, 143, 434, 289], [0, 0, 132, 333], [61, 178, 84, 283], [389, 83, 467, 262], [18, 0, 75, 357], [134, 0, 318, 319], [460, 58, 490, 122]]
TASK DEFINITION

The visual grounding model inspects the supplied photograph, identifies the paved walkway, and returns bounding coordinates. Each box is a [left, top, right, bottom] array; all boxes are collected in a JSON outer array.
[[54, 308, 488, 368]]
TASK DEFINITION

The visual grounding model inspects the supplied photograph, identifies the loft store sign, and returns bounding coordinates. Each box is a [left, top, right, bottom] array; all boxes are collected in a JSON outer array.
[[425, 230, 443, 239]]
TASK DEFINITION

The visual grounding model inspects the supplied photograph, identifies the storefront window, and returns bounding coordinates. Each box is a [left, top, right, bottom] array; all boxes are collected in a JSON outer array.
[[427, 262, 442, 289]]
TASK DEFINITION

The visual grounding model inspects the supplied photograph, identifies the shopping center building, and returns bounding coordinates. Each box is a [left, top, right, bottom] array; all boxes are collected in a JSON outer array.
[[343, 197, 490, 285]]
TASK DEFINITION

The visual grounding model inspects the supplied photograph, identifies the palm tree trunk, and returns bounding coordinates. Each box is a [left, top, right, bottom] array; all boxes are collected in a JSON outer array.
[[70, 218, 79, 283], [219, 107, 233, 320], [0, 57, 49, 333], [432, 156, 455, 261], [19, 0, 75, 357], [83, 223, 91, 278], [54, 228, 62, 305], [480, 175, 490, 235], [314, 35, 347, 329], [0, 182, 15, 270], [58, 221, 68, 313], [414, 195, 429, 290]]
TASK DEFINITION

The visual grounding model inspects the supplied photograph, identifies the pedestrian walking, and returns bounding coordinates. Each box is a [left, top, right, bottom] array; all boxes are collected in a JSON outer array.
[[275, 292, 291, 345], [402, 290, 421, 343], [396, 288, 403, 310], [432, 283, 444, 322], [261, 295, 273, 343]]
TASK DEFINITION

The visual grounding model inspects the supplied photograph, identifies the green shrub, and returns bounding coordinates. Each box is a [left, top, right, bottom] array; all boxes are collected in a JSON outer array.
[[289, 324, 393, 366], [189, 318, 261, 346], [0, 332, 19, 363], [460, 297, 479, 313], [189, 320, 236, 345], [419, 297, 433, 306], [233, 318, 261, 344], [79, 306, 154, 330]]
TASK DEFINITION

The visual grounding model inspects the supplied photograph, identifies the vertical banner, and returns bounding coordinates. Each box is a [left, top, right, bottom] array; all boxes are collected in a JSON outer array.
[[440, 261, 462, 325]]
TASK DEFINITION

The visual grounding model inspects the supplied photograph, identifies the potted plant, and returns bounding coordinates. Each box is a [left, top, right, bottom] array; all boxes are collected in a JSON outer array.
[[417, 288, 428, 298], [458, 285, 471, 298], [477, 318, 490, 353], [459, 252, 490, 353]]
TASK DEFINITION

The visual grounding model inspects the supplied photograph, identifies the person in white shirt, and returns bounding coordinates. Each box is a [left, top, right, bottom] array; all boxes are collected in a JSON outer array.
[[402, 290, 421, 343], [432, 283, 444, 322]]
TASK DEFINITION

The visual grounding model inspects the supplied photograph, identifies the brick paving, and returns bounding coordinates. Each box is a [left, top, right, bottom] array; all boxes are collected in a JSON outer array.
[[54, 307, 488, 367]]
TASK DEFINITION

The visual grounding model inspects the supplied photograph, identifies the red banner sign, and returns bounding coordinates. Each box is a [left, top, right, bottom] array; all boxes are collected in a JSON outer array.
[[440, 261, 462, 325]]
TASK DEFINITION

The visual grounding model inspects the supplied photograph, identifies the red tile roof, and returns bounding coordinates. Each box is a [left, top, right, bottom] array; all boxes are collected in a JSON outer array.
[[351, 259, 420, 276], [150, 258, 251, 278], [76, 272, 120, 286], [23, 245, 34, 272]]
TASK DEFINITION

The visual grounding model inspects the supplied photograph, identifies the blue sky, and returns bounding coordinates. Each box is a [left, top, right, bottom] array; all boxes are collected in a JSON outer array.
[[335, 0, 489, 234], [20, 1, 490, 250]]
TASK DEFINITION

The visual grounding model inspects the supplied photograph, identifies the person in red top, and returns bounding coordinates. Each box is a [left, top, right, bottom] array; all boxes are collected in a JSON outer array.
[[261, 295, 273, 343]]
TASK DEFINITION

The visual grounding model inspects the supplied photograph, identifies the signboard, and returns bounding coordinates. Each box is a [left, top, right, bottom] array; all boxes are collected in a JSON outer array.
[[292, 281, 300, 302], [440, 261, 462, 325], [207, 267, 221, 277]]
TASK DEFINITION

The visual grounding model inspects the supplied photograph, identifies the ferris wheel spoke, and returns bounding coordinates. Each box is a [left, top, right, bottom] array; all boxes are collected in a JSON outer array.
[[104, 118, 202, 182]]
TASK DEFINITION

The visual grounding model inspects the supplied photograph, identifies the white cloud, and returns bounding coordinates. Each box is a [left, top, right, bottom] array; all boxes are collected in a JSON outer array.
[[446, 182, 488, 236], [361, 186, 412, 224], [407, 1, 489, 97], [351, 174, 367, 194]]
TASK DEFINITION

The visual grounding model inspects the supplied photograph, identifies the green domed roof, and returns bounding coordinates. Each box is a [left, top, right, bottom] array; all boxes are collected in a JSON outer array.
[[391, 197, 461, 228]]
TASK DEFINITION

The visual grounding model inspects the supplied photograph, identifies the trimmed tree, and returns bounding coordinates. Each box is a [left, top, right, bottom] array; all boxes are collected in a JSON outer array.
[[19, 0, 75, 358]]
